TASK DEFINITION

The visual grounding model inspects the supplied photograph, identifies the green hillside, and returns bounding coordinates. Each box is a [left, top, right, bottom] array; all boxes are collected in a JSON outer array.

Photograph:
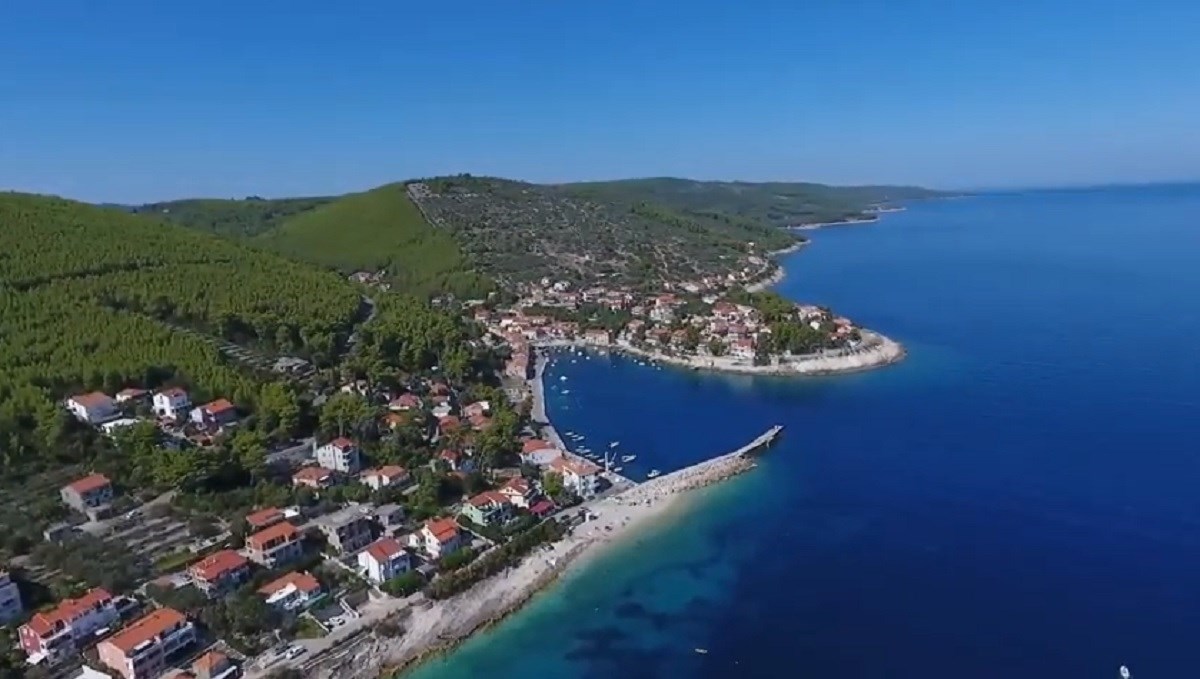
[[130, 196, 333, 238], [564, 177, 947, 227], [257, 183, 494, 299], [0, 192, 365, 463], [407, 175, 801, 289]]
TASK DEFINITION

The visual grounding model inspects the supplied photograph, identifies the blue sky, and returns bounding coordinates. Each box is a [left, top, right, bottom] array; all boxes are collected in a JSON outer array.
[[3, 0, 1199, 202]]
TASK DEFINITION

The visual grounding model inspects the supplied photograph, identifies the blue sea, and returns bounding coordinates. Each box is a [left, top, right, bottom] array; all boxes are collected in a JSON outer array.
[[409, 186, 1200, 678]]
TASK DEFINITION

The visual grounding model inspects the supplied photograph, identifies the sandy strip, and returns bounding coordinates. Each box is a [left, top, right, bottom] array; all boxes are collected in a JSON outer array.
[[301, 450, 757, 679]]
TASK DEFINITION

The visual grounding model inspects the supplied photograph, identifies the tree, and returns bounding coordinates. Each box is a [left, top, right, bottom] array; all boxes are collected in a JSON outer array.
[[542, 471, 564, 499], [257, 383, 300, 440], [319, 393, 377, 440], [707, 338, 727, 357]]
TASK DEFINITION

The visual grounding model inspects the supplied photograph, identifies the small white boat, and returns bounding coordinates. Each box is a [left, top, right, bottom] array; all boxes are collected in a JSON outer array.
[[647, 469, 661, 478], [612, 466, 623, 473], [1120, 666, 1131, 679], [621, 454, 636, 462], [560, 376, 568, 381], [694, 648, 708, 655], [561, 389, 570, 394], [609, 441, 620, 448]]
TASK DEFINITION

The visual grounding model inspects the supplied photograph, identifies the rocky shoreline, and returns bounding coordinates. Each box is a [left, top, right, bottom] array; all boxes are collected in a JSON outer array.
[[534, 330, 905, 378]]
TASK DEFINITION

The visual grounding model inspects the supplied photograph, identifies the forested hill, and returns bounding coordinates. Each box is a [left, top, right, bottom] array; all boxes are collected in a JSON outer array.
[[130, 196, 334, 238], [256, 184, 494, 299], [0, 192, 363, 453], [406, 175, 800, 289], [564, 177, 947, 227], [129, 175, 945, 293]]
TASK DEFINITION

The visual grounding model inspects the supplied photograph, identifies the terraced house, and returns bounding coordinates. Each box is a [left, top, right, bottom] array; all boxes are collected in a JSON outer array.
[[187, 549, 251, 596], [246, 521, 304, 568], [19, 588, 120, 665], [97, 607, 196, 679]]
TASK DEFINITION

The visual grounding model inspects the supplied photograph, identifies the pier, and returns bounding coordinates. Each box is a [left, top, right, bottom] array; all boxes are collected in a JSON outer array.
[[614, 424, 783, 501]]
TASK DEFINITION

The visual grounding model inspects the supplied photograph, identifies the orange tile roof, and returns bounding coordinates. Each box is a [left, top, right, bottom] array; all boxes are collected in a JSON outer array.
[[65, 473, 111, 494], [187, 549, 248, 583], [245, 507, 284, 529], [292, 466, 334, 484], [247, 521, 299, 550], [193, 650, 229, 673], [424, 518, 460, 544], [364, 537, 404, 563], [467, 491, 509, 508], [328, 436, 356, 450], [550, 456, 601, 476], [102, 607, 188, 654], [257, 570, 322, 596], [202, 398, 235, 414], [70, 391, 113, 408], [159, 387, 188, 398], [521, 439, 552, 454], [24, 588, 113, 637]]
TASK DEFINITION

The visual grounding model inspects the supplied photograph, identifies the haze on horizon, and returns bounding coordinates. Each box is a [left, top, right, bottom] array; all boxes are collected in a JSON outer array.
[[3, 0, 1199, 204]]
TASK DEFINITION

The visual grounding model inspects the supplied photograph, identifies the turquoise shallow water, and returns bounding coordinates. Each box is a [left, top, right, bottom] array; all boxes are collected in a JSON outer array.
[[409, 186, 1200, 678]]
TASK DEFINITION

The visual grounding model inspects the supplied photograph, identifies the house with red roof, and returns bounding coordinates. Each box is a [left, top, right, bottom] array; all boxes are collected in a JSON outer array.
[[411, 518, 465, 559], [152, 387, 191, 422], [519, 438, 562, 467], [357, 537, 412, 584], [461, 491, 513, 526], [97, 607, 196, 679], [191, 649, 238, 679], [61, 473, 114, 519], [189, 398, 238, 430], [246, 521, 304, 568], [186, 549, 250, 597], [245, 507, 285, 532], [315, 437, 362, 474], [360, 465, 410, 490], [499, 476, 537, 509], [65, 392, 118, 424], [389, 393, 421, 411], [258, 571, 324, 612], [19, 588, 119, 664], [292, 466, 337, 490], [549, 456, 602, 498]]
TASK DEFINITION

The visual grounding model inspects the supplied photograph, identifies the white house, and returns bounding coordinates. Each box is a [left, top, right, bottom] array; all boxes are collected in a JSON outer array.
[[499, 477, 537, 509], [19, 588, 120, 665], [360, 465, 409, 490], [65, 392, 118, 425], [358, 537, 411, 584], [257, 571, 323, 612], [152, 387, 191, 421], [315, 437, 362, 474], [549, 456, 602, 499], [410, 518, 465, 560]]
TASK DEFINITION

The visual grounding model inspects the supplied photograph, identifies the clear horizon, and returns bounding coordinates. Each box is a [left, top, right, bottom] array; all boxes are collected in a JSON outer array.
[[4, 1, 1199, 203]]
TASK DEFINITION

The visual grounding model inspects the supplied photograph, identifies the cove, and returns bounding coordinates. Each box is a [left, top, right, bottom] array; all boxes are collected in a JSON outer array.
[[408, 185, 1200, 678]]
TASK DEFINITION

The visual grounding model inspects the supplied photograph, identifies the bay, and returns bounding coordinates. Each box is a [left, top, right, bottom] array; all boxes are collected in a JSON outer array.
[[408, 185, 1200, 678]]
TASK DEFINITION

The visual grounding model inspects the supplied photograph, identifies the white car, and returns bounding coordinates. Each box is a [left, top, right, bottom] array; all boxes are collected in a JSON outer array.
[[285, 645, 307, 659]]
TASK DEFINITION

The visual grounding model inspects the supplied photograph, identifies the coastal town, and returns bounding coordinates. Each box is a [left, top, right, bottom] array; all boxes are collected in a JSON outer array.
[[0, 229, 896, 679]]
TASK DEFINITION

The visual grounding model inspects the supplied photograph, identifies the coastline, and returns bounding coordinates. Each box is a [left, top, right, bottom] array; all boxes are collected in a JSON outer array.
[[790, 215, 881, 231], [533, 330, 905, 377], [292, 356, 765, 679]]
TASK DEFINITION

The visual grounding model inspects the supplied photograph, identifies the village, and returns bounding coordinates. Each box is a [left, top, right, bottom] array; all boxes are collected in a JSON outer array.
[[0, 253, 883, 679], [4, 367, 620, 679], [481, 272, 868, 383]]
